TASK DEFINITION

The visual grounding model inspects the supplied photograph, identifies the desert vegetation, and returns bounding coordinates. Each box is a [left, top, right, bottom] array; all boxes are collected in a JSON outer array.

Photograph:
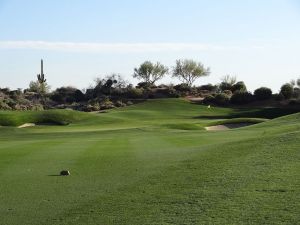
[[1, 60, 300, 112]]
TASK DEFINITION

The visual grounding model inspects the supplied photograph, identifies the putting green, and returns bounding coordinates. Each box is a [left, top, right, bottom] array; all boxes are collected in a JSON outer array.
[[0, 99, 299, 225]]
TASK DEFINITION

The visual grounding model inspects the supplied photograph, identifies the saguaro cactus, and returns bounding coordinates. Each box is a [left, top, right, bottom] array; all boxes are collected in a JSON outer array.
[[37, 59, 47, 84], [36, 59, 47, 95]]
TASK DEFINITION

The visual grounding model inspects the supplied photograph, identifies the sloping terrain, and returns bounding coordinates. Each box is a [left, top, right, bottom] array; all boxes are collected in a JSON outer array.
[[0, 99, 299, 225]]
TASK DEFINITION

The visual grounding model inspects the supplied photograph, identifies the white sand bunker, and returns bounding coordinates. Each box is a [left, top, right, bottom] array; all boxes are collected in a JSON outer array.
[[18, 123, 36, 128], [205, 123, 255, 131]]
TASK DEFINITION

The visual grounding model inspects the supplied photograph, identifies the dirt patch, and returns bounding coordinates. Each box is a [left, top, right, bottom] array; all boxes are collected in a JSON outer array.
[[18, 123, 36, 128], [205, 123, 255, 131]]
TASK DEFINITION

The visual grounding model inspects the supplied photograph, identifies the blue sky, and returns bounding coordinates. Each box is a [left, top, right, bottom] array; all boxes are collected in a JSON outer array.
[[0, 0, 300, 91]]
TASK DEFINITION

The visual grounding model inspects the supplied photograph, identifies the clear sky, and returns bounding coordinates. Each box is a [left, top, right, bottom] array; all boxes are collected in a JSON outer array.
[[0, 0, 300, 92]]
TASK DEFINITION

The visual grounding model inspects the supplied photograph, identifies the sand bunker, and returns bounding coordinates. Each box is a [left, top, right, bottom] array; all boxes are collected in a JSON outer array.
[[18, 123, 36, 128], [205, 123, 254, 131], [186, 96, 204, 102]]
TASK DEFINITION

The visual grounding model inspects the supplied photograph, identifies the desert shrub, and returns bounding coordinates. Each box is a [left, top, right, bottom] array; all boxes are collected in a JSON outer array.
[[254, 87, 273, 100], [198, 84, 217, 92], [219, 82, 232, 92], [202, 95, 215, 105], [51, 87, 83, 104], [83, 104, 94, 112], [100, 100, 115, 110], [274, 93, 285, 101], [0, 88, 10, 95], [115, 100, 126, 107], [231, 81, 247, 93], [127, 88, 144, 99], [74, 90, 85, 102], [152, 87, 180, 98], [280, 83, 294, 99], [30, 104, 44, 111], [293, 87, 300, 99], [136, 82, 155, 89], [214, 93, 230, 105], [0, 100, 12, 110], [230, 91, 254, 104], [223, 90, 233, 96], [174, 83, 191, 92], [126, 101, 133, 105], [289, 99, 300, 105]]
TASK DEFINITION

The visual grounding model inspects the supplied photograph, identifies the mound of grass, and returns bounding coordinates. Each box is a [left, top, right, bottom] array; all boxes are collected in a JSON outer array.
[[0, 109, 91, 126]]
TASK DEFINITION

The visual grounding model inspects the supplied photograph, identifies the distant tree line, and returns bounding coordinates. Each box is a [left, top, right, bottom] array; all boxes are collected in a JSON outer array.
[[0, 59, 300, 111]]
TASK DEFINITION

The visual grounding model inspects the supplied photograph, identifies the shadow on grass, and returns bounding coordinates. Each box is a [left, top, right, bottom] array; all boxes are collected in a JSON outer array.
[[194, 107, 300, 120]]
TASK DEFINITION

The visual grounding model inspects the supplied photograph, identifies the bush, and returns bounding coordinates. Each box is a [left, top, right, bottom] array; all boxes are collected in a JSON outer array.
[[214, 93, 230, 105], [115, 100, 126, 107], [223, 90, 233, 96], [174, 83, 191, 92], [198, 84, 217, 92], [289, 99, 299, 105], [0, 100, 12, 110], [280, 83, 294, 99], [254, 87, 272, 100], [127, 88, 144, 99], [51, 87, 83, 104], [100, 100, 115, 110], [231, 81, 247, 93], [202, 95, 215, 105], [219, 82, 232, 92], [274, 93, 285, 101], [136, 82, 155, 89], [230, 91, 254, 104], [151, 87, 180, 98], [126, 101, 133, 105], [293, 87, 300, 99]]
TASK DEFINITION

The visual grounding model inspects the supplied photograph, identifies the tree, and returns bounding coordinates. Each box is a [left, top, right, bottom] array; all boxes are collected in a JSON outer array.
[[254, 87, 272, 100], [133, 61, 168, 85], [93, 74, 128, 97], [231, 81, 247, 93], [297, 78, 300, 87], [280, 83, 294, 99], [28, 80, 50, 94], [172, 59, 210, 86]]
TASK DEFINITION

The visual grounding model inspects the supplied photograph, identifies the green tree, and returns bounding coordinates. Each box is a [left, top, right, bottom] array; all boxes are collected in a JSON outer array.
[[28, 80, 50, 94], [297, 78, 300, 87], [231, 81, 247, 93], [280, 83, 294, 99], [254, 87, 272, 100], [172, 59, 210, 86], [133, 61, 169, 85]]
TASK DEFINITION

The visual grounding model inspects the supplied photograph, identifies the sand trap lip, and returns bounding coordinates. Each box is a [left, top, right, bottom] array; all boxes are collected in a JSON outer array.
[[205, 123, 255, 131], [18, 123, 36, 128]]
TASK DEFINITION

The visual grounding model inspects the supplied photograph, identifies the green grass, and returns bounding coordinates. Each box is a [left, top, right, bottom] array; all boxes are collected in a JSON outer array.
[[0, 98, 299, 225]]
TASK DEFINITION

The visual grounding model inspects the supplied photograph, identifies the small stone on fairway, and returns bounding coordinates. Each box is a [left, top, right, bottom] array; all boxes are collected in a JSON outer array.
[[60, 170, 70, 176]]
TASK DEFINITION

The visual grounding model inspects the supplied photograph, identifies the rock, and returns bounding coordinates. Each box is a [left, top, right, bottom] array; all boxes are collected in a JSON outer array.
[[60, 170, 70, 176]]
